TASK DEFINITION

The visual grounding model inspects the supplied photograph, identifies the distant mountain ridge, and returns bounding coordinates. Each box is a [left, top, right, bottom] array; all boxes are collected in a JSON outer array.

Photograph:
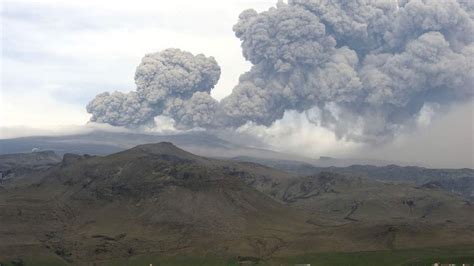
[[0, 130, 406, 166], [0, 150, 61, 180], [0, 131, 292, 160], [1, 137, 472, 200], [232, 156, 474, 199]]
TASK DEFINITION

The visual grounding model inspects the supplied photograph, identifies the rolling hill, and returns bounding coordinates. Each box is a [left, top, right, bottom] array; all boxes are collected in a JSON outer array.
[[0, 143, 473, 265]]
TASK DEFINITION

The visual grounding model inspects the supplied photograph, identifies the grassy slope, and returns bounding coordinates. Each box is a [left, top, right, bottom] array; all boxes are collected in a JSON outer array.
[[2, 246, 473, 266], [277, 246, 474, 266]]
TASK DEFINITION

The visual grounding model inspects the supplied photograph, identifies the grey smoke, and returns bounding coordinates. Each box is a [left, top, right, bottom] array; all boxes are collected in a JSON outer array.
[[164, 91, 220, 130], [220, 0, 474, 142], [135, 48, 221, 106], [87, 48, 221, 128], [87, 91, 155, 127], [87, 0, 473, 143]]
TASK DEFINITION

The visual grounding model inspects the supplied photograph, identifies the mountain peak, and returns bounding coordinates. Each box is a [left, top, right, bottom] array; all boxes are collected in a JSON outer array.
[[134, 142, 184, 153], [122, 142, 203, 162]]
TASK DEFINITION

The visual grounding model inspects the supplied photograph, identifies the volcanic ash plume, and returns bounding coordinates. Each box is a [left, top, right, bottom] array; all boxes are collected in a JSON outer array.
[[87, 91, 155, 127], [87, 48, 221, 128], [87, 0, 473, 143], [219, 0, 474, 142]]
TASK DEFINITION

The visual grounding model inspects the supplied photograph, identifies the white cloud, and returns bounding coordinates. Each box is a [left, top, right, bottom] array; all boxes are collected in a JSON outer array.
[[237, 110, 362, 158]]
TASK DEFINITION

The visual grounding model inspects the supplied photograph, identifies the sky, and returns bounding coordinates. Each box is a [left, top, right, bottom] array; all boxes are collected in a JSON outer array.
[[1, 0, 473, 168], [1, 0, 275, 127]]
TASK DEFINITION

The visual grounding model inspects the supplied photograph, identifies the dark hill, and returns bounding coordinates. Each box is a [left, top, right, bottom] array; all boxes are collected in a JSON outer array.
[[0, 143, 473, 264], [0, 150, 61, 181], [232, 157, 474, 199], [0, 143, 303, 263]]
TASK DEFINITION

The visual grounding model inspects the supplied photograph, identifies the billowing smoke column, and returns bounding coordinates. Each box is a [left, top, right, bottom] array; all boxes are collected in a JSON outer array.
[[87, 91, 154, 127], [220, 0, 474, 142], [87, 48, 221, 129], [88, 0, 474, 143]]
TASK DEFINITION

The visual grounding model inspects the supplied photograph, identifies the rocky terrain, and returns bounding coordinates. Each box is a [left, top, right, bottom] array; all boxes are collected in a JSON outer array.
[[233, 157, 474, 200], [0, 142, 473, 265], [0, 151, 61, 181]]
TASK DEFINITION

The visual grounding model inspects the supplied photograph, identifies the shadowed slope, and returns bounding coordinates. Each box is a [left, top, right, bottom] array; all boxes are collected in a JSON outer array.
[[0, 143, 473, 265]]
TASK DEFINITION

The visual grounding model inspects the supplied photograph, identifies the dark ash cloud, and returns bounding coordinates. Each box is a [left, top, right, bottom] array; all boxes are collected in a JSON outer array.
[[87, 91, 155, 127], [86, 48, 221, 128], [87, 0, 474, 143], [219, 0, 474, 142]]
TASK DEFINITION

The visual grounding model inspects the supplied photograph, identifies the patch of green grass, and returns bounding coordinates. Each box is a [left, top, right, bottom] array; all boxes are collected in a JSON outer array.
[[92, 246, 474, 266], [102, 254, 239, 266], [0, 255, 67, 266], [401, 256, 474, 266], [273, 246, 474, 266], [2, 246, 473, 266]]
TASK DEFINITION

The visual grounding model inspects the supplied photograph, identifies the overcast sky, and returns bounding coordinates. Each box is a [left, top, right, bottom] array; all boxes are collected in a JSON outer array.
[[1, 0, 275, 127], [1, 0, 473, 168]]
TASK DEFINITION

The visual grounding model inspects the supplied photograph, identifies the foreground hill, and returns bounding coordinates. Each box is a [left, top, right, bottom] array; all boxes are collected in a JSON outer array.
[[0, 143, 473, 265]]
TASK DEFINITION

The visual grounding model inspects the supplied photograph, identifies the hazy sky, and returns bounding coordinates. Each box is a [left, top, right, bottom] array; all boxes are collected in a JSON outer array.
[[1, 0, 275, 127], [1, 0, 473, 168]]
